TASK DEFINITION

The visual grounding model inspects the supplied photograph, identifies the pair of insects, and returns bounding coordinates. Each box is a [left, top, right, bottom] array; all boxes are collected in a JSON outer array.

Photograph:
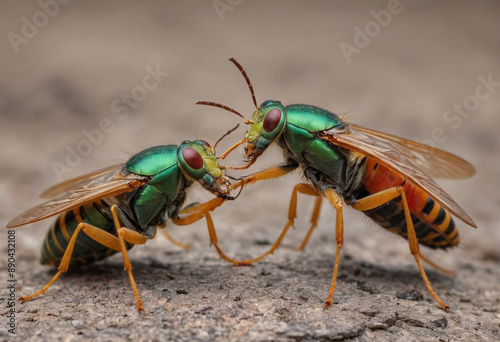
[[7, 58, 476, 312]]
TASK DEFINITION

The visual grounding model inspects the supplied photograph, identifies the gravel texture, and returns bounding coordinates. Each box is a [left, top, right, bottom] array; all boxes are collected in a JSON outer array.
[[0, 2, 499, 341]]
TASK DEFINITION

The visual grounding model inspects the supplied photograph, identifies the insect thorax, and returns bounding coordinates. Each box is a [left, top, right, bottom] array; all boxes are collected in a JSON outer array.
[[106, 175, 191, 235], [103, 192, 143, 231], [302, 149, 367, 198]]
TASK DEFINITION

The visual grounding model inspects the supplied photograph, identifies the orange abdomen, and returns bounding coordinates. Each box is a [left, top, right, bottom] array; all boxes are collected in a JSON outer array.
[[357, 157, 459, 249]]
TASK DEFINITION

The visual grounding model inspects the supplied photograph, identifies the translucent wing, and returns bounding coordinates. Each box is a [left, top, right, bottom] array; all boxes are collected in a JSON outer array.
[[7, 166, 149, 228], [350, 124, 475, 179], [322, 124, 476, 227], [40, 164, 125, 198]]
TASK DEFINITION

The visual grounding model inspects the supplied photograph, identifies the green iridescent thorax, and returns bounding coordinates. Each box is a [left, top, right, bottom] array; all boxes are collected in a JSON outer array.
[[285, 104, 344, 132], [282, 104, 348, 184], [122, 141, 229, 230], [124, 145, 184, 228], [126, 145, 179, 176]]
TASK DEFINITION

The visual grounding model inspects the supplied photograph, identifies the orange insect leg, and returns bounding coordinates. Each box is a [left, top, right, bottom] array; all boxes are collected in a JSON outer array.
[[20, 205, 148, 311], [351, 186, 449, 311]]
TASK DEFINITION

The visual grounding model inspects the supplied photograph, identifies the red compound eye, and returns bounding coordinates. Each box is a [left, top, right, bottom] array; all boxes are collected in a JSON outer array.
[[182, 148, 203, 169], [263, 108, 282, 133]]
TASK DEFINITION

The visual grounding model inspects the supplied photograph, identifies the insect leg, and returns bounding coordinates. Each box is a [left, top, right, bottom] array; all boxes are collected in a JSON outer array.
[[216, 165, 300, 264], [295, 195, 323, 251], [158, 221, 190, 250], [176, 163, 297, 223], [175, 164, 299, 265], [418, 252, 455, 276], [174, 198, 248, 265], [350, 186, 449, 311], [177, 163, 298, 222], [172, 200, 245, 265], [204, 211, 241, 265], [108, 205, 149, 312], [175, 197, 226, 224], [19, 219, 124, 304], [172, 197, 241, 262], [236, 183, 320, 266], [232, 163, 298, 188], [19, 223, 119, 303], [322, 188, 344, 309]]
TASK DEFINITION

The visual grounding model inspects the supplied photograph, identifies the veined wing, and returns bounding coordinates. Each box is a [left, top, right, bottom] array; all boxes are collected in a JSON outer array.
[[350, 124, 475, 179], [322, 124, 476, 227], [7, 167, 148, 228], [40, 164, 125, 198]]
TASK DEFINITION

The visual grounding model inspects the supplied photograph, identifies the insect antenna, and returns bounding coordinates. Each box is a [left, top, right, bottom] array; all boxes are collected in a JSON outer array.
[[214, 123, 240, 151], [196, 101, 253, 125], [213, 123, 244, 161], [196, 58, 257, 125], [228, 57, 258, 109], [212, 122, 248, 165], [197, 106, 249, 165]]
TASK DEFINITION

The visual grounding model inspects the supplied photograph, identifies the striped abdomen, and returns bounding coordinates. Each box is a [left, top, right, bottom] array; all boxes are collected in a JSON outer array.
[[355, 157, 459, 249], [41, 201, 125, 267]]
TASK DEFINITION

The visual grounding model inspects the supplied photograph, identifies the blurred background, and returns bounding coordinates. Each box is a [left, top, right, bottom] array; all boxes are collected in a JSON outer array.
[[0, 1, 498, 339]]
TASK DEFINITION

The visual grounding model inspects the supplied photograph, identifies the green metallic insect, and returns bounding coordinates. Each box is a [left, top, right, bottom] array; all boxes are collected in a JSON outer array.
[[7, 139, 237, 311], [197, 58, 477, 311]]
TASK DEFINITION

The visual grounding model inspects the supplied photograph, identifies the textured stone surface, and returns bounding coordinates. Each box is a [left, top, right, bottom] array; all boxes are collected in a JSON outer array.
[[1, 2, 499, 341]]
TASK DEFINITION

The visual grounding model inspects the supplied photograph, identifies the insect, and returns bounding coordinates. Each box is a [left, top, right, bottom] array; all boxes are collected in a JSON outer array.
[[7, 138, 239, 311], [197, 58, 477, 311]]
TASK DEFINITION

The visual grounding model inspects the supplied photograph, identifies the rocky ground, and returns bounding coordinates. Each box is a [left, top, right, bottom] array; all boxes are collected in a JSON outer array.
[[0, 2, 499, 341]]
